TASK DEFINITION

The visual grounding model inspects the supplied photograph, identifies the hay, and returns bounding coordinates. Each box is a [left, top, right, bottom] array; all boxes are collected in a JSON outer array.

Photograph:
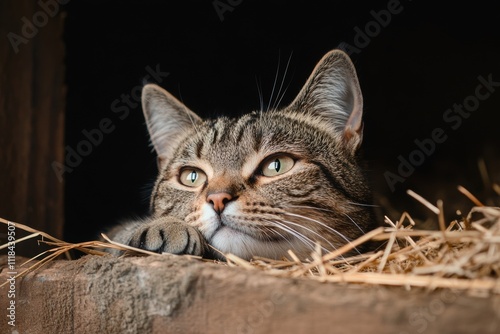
[[0, 218, 158, 288], [2, 187, 500, 294]]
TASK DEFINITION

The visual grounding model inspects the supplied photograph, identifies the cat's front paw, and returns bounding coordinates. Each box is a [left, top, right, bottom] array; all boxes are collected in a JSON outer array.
[[129, 218, 207, 256]]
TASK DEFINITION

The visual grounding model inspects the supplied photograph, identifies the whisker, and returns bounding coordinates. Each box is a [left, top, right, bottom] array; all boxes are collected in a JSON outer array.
[[282, 212, 362, 255], [258, 224, 279, 242], [263, 219, 316, 253], [270, 51, 293, 111], [266, 220, 314, 249], [347, 201, 379, 208], [285, 204, 369, 239], [285, 205, 366, 232], [266, 51, 282, 113], [273, 78, 293, 112], [278, 219, 338, 255], [262, 225, 298, 256], [264, 214, 334, 254], [343, 213, 365, 234], [285, 204, 336, 214], [255, 75, 264, 113]]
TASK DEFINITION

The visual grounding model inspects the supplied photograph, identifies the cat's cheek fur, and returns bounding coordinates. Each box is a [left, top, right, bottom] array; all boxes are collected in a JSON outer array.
[[193, 203, 221, 239]]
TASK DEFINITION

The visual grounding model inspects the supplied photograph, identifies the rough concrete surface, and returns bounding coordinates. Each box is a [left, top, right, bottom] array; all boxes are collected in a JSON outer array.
[[1, 254, 500, 334]]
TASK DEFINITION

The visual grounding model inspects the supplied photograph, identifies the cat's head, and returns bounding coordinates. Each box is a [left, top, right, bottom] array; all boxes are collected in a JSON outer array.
[[142, 50, 375, 260]]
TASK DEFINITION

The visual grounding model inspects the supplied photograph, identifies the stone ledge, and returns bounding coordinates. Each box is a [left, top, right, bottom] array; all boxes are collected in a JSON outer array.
[[1, 255, 500, 333]]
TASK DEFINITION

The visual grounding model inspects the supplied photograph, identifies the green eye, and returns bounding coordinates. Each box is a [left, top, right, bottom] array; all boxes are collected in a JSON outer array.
[[179, 168, 207, 187], [261, 155, 295, 177]]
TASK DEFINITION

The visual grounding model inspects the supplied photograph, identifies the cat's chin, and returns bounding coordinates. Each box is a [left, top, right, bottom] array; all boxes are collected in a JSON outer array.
[[209, 227, 310, 261]]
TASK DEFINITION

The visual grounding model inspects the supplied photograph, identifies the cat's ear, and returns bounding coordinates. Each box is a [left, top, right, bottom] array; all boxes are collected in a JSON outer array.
[[142, 84, 202, 168], [289, 50, 364, 151]]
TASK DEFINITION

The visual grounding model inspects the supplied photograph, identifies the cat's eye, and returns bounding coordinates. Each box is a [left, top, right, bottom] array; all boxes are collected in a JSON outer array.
[[261, 155, 295, 177], [179, 168, 207, 187]]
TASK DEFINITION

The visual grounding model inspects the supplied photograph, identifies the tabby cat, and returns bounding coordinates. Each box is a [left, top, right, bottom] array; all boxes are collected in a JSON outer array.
[[108, 50, 377, 260]]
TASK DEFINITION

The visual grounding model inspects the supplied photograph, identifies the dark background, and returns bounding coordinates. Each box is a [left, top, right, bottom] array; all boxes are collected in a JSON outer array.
[[63, 0, 500, 242]]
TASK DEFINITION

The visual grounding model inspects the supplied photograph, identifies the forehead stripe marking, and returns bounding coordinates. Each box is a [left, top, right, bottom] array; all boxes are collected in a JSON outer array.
[[210, 127, 219, 146], [217, 118, 236, 144], [235, 115, 257, 143], [195, 138, 204, 158]]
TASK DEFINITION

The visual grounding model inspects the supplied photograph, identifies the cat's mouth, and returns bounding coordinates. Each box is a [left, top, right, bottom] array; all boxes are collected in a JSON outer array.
[[211, 225, 238, 238], [210, 217, 248, 238], [206, 215, 306, 260], [208, 215, 283, 242], [198, 202, 286, 243]]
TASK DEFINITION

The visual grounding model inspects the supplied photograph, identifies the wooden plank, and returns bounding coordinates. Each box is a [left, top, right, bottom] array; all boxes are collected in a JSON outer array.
[[0, 0, 65, 255], [1, 255, 499, 333]]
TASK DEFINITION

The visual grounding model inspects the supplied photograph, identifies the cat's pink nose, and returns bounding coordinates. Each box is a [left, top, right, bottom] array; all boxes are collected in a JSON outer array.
[[207, 192, 233, 214]]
